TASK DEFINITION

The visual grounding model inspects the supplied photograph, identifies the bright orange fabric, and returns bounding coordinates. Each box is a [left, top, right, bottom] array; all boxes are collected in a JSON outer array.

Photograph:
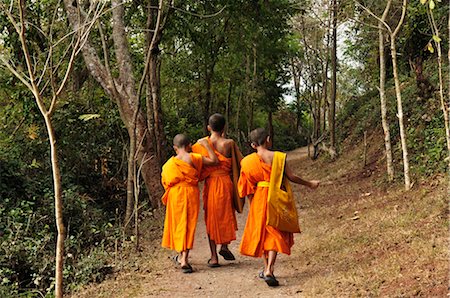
[[192, 139, 237, 245], [161, 153, 202, 252], [238, 152, 294, 257]]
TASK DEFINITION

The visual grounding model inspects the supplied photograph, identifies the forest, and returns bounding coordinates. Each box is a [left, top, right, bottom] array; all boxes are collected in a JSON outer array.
[[0, 0, 448, 297]]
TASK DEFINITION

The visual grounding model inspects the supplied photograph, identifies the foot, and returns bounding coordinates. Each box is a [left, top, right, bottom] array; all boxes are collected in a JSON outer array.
[[207, 258, 221, 268]]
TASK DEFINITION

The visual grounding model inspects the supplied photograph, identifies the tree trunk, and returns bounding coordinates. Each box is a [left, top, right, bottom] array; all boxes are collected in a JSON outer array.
[[203, 69, 213, 134], [226, 80, 232, 132], [63, 0, 164, 206], [390, 35, 411, 190], [329, 0, 337, 157], [149, 52, 167, 164], [379, 21, 394, 181], [236, 91, 242, 144], [448, 9, 450, 192], [44, 115, 65, 298], [268, 110, 274, 146]]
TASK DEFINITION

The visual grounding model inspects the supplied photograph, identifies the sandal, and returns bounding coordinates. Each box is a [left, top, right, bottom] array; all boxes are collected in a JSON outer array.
[[219, 249, 235, 261], [263, 274, 279, 287], [207, 259, 221, 268], [172, 255, 181, 266], [181, 264, 193, 274]]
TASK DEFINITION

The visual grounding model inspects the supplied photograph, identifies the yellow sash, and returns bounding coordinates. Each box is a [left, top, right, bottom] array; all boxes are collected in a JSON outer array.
[[266, 152, 301, 233]]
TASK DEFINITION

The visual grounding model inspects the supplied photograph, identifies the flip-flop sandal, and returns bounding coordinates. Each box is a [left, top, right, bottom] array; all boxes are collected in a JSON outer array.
[[181, 264, 193, 274], [172, 255, 181, 266], [263, 275, 279, 287], [207, 259, 221, 268], [219, 250, 235, 261], [258, 271, 264, 279], [259, 271, 276, 279]]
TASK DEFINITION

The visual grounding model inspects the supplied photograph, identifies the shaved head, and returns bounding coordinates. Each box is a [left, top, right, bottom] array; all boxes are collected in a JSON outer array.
[[208, 113, 226, 132], [249, 128, 269, 147], [173, 134, 191, 148]]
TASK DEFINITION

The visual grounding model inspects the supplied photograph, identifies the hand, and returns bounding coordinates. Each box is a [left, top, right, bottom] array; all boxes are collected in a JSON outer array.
[[309, 180, 320, 189]]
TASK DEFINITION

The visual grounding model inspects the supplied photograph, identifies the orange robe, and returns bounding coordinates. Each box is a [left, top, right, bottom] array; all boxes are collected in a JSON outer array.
[[192, 138, 237, 245], [161, 153, 202, 252], [238, 152, 294, 257]]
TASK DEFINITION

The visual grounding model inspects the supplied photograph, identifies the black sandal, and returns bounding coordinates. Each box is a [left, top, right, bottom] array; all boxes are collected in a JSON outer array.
[[181, 264, 193, 274], [219, 249, 236, 261], [207, 259, 221, 268], [263, 274, 279, 287]]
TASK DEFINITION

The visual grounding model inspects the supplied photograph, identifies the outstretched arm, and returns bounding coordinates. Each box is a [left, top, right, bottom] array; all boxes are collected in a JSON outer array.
[[285, 163, 320, 189], [198, 138, 219, 166]]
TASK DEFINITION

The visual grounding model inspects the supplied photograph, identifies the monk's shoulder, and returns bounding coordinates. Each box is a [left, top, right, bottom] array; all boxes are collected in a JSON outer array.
[[241, 153, 258, 166]]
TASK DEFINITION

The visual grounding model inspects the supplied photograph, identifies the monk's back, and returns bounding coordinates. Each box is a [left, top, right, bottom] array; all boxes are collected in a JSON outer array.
[[209, 137, 233, 158]]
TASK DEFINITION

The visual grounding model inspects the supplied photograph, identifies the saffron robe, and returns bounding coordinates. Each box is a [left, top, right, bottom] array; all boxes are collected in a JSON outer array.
[[192, 138, 237, 244], [161, 153, 203, 252], [238, 152, 294, 257]]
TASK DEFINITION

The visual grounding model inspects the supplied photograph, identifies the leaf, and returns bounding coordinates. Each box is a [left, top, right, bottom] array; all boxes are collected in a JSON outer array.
[[432, 35, 441, 43], [420, 0, 427, 4], [427, 42, 434, 53], [429, 0, 435, 9], [78, 114, 101, 121]]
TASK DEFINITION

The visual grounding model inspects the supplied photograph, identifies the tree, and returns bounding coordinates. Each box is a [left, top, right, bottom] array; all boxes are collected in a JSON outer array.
[[62, 0, 168, 218], [329, 0, 338, 158], [0, 0, 97, 296], [359, 0, 411, 190], [378, 1, 395, 181], [422, 0, 450, 188]]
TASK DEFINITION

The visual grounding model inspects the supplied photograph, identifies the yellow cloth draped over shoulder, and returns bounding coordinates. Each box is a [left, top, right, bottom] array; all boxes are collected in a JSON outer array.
[[192, 138, 237, 245], [161, 153, 203, 252], [238, 152, 295, 257]]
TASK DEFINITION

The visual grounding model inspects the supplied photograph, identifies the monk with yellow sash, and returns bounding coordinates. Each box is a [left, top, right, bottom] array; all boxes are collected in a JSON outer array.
[[238, 128, 320, 286], [192, 113, 243, 267], [161, 134, 219, 273]]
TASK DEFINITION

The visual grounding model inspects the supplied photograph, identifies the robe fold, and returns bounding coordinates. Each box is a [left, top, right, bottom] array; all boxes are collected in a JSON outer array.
[[161, 153, 203, 252], [238, 152, 294, 257], [192, 138, 237, 245]]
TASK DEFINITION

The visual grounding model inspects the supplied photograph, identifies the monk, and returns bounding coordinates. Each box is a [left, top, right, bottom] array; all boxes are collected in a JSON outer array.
[[238, 128, 320, 286], [161, 134, 219, 273], [192, 113, 243, 267]]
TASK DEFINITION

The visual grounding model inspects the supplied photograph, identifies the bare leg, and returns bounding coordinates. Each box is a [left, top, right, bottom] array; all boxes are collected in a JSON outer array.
[[208, 235, 219, 264], [264, 251, 277, 277], [180, 250, 190, 267]]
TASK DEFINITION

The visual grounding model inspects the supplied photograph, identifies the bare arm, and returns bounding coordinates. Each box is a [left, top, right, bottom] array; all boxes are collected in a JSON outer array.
[[198, 138, 219, 166], [285, 163, 320, 189]]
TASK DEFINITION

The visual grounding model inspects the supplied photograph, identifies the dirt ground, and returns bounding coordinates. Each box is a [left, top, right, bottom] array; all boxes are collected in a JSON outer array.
[[72, 145, 449, 297]]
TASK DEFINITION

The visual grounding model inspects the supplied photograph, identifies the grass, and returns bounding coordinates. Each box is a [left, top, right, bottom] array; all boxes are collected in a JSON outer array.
[[289, 131, 448, 297]]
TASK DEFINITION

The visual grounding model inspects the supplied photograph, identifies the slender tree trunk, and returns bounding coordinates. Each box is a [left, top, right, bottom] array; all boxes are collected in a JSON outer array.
[[150, 53, 167, 163], [226, 80, 232, 132], [329, 0, 337, 157], [379, 21, 394, 181], [204, 69, 213, 134], [448, 9, 450, 193], [268, 111, 274, 146], [291, 60, 302, 134], [390, 36, 411, 190], [44, 115, 64, 298], [236, 91, 242, 144]]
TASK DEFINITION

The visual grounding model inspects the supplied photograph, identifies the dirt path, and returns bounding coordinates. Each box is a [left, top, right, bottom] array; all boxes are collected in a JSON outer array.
[[73, 145, 448, 297], [135, 147, 310, 297]]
